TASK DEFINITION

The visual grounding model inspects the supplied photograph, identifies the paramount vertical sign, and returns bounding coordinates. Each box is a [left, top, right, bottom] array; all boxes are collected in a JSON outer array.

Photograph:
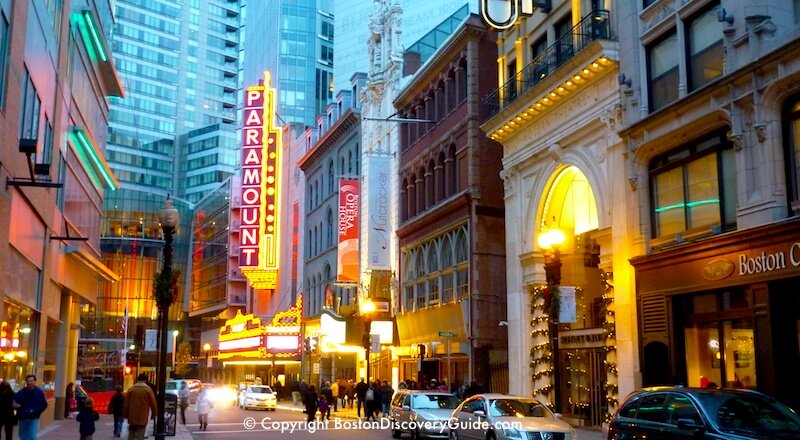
[[479, 0, 549, 30], [239, 72, 281, 289]]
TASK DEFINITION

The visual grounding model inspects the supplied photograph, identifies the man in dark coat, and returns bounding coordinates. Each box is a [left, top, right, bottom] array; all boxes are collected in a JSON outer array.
[[13, 375, 48, 440], [355, 378, 368, 417], [302, 384, 318, 423]]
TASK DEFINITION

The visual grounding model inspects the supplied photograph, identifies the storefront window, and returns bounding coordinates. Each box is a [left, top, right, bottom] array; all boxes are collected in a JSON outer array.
[[0, 301, 38, 391], [684, 322, 722, 387]]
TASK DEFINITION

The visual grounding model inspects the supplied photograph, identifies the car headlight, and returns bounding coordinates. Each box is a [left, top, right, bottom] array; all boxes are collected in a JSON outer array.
[[502, 427, 523, 439]]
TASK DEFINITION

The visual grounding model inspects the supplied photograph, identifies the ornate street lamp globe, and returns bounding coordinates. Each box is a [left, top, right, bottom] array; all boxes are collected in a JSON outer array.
[[158, 199, 179, 229]]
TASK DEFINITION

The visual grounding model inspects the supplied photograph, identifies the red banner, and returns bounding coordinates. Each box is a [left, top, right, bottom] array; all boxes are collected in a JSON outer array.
[[337, 179, 360, 283]]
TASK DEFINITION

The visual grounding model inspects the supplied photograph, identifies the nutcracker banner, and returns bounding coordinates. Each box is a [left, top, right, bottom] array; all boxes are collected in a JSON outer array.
[[337, 179, 360, 283]]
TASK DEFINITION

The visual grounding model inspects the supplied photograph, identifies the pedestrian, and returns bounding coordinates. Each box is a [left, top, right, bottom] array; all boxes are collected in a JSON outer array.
[[330, 379, 339, 412], [123, 373, 157, 440], [318, 395, 329, 421], [355, 378, 367, 417], [108, 385, 125, 438], [76, 397, 99, 440], [195, 386, 213, 431], [302, 384, 318, 423], [178, 381, 190, 425], [380, 380, 394, 417], [12, 374, 48, 440], [0, 381, 16, 440], [364, 382, 377, 422], [65, 382, 75, 419], [320, 382, 333, 415], [345, 379, 355, 409]]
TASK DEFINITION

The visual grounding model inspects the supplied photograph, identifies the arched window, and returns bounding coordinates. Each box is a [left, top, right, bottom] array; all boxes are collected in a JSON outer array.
[[427, 160, 436, 207], [328, 160, 335, 193], [408, 174, 417, 217], [416, 248, 428, 308], [401, 177, 409, 220], [428, 242, 440, 304], [348, 151, 353, 174], [455, 228, 469, 299], [455, 228, 468, 263], [307, 229, 312, 258], [340, 156, 346, 175], [784, 96, 800, 211], [319, 221, 323, 251], [326, 208, 333, 247], [447, 144, 457, 196], [458, 59, 468, 102], [441, 235, 454, 303], [354, 145, 360, 174], [324, 264, 331, 284], [437, 152, 446, 201], [403, 251, 416, 312], [418, 167, 426, 212], [313, 226, 318, 255]]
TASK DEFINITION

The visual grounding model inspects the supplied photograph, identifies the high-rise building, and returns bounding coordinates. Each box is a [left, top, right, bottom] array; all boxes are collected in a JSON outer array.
[[82, 0, 243, 375], [245, 0, 334, 128]]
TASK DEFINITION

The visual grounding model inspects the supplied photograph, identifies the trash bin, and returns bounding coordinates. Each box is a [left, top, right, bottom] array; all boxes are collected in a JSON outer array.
[[164, 393, 178, 436]]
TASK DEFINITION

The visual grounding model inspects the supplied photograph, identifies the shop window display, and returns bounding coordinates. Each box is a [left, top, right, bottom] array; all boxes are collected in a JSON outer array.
[[0, 301, 38, 390]]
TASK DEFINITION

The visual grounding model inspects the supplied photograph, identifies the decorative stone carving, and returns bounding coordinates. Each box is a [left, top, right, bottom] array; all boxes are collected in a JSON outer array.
[[644, 2, 676, 33], [628, 176, 638, 192], [500, 167, 519, 197], [729, 133, 744, 151], [600, 103, 623, 133], [754, 123, 767, 142]]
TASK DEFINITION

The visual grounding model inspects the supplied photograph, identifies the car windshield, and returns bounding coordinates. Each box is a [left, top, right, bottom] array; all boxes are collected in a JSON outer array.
[[693, 391, 800, 435], [490, 399, 553, 418], [412, 394, 460, 410], [249, 386, 273, 394], [165, 382, 178, 390]]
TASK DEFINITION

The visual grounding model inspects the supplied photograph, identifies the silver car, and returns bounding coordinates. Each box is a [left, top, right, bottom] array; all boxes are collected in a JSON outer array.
[[448, 394, 577, 440], [389, 390, 460, 439]]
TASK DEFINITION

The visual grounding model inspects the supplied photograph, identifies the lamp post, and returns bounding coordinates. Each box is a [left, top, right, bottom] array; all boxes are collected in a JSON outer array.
[[538, 227, 565, 413], [203, 343, 211, 382], [361, 300, 376, 382], [155, 199, 178, 440], [171, 330, 179, 372]]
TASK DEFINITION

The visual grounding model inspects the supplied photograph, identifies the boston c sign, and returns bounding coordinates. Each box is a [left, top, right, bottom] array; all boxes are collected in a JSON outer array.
[[480, 0, 550, 30]]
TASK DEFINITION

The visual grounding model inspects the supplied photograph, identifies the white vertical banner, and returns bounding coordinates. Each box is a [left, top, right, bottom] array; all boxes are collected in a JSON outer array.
[[559, 286, 577, 323], [367, 154, 391, 270]]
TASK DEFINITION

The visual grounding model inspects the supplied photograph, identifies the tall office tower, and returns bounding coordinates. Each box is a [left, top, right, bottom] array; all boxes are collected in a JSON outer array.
[[81, 0, 243, 374], [244, 0, 334, 128], [333, 0, 471, 92]]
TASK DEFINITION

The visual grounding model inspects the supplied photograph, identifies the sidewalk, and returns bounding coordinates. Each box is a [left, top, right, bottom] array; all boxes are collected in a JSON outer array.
[[276, 400, 605, 440], [38, 413, 194, 440]]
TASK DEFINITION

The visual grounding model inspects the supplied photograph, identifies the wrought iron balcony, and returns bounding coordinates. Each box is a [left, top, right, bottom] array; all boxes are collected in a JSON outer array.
[[481, 10, 612, 121]]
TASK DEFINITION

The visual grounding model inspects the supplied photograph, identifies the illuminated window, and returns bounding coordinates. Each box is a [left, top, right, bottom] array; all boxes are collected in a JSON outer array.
[[647, 31, 679, 112], [687, 4, 723, 91], [649, 132, 736, 238]]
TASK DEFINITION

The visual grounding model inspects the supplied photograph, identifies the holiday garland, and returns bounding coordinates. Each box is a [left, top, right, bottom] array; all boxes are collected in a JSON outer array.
[[529, 272, 619, 421]]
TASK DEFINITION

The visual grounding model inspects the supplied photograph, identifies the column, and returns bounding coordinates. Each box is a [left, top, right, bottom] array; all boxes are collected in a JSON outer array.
[[54, 293, 76, 420]]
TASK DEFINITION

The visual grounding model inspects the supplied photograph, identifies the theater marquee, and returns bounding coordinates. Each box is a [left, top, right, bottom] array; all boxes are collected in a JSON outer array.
[[240, 72, 282, 289]]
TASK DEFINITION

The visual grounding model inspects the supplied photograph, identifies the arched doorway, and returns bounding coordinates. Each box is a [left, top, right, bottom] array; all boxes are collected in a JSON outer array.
[[537, 166, 607, 426]]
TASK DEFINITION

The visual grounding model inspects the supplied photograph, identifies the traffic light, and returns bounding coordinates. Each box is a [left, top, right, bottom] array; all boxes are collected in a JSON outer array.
[[303, 337, 311, 354], [309, 336, 318, 354]]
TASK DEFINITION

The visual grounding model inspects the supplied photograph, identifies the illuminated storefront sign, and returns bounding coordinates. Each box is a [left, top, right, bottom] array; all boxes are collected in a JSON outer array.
[[239, 71, 282, 289], [337, 179, 360, 283], [264, 295, 302, 357], [218, 311, 264, 360]]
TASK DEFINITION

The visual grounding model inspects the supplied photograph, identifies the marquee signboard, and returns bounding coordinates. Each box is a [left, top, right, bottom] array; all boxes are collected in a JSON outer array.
[[265, 294, 302, 357], [240, 71, 282, 289], [218, 311, 264, 360]]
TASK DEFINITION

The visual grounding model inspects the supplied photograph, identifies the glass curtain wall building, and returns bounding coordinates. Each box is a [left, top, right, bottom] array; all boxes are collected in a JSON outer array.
[[83, 0, 242, 379]]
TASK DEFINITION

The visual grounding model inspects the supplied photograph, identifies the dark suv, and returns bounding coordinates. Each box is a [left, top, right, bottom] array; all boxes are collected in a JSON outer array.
[[608, 387, 800, 440]]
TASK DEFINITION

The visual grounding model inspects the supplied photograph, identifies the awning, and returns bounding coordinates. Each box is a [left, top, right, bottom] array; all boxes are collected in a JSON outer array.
[[396, 302, 466, 346]]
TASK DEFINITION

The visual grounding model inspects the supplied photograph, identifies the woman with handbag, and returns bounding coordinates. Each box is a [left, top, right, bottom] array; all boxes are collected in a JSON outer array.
[[195, 386, 212, 431]]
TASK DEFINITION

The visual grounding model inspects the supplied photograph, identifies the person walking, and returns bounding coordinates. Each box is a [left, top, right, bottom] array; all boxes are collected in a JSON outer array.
[[317, 395, 330, 421], [363, 382, 377, 422], [355, 378, 368, 417], [178, 381, 190, 425], [380, 380, 394, 417], [123, 373, 157, 440], [108, 385, 125, 438], [329, 379, 339, 412], [0, 381, 16, 440], [76, 397, 99, 440], [12, 375, 47, 440], [302, 384, 318, 423], [65, 383, 75, 419], [195, 386, 212, 431]]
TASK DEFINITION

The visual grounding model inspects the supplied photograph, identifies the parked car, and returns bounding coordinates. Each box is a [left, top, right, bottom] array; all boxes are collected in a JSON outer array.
[[389, 390, 460, 439], [607, 386, 800, 440], [449, 394, 576, 440], [165, 379, 201, 404], [239, 385, 277, 411]]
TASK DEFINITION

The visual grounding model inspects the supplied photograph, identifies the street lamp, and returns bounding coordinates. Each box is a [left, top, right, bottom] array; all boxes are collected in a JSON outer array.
[[203, 343, 211, 381], [171, 330, 179, 371], [361, 300, 376, 382], [537, 227, 565, 412], [155, 198, 178, 440]]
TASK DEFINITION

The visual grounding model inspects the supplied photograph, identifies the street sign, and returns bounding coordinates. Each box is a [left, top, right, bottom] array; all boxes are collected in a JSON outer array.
[[439, 332, 456, 337], [370, 334, 380, 352]]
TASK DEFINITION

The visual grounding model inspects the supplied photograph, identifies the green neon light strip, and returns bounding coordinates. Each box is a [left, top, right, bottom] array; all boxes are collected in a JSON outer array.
[[82, 11, 108, 62], [69, 132, 104, 190], [655, 199, 719, 213], [72, 129, 118, 190], [74, 13, 98, 61]]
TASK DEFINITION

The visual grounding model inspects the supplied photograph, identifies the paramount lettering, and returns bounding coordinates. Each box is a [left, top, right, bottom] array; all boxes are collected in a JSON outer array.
[[738, 251, 786, 275]]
